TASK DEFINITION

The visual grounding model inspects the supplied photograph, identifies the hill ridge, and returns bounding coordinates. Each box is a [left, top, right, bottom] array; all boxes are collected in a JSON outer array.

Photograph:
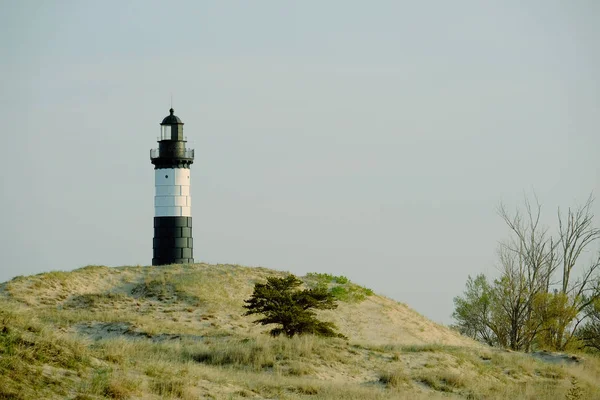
[[2, 263, 473, 346], [1, 263, 598, 399]]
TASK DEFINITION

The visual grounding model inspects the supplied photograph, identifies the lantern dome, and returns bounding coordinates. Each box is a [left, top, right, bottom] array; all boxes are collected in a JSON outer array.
[[161, 108, 183, 125]]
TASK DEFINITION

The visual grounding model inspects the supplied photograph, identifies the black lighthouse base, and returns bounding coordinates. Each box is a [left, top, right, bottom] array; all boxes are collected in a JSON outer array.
[[152, 217, 194, 265]]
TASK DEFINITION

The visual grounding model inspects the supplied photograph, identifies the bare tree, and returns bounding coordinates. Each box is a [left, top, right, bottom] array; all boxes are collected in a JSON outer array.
[[495, 195, 559, 351], [552, 195, 600, 350], [452, 192, 600, 352], [498, 195, 558, 293], [576, 298, 600, 352]]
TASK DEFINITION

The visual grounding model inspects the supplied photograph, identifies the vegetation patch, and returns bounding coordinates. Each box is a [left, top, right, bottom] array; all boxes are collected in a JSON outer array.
[[75, 367, 140, 399], [104, 373, 141, 399], [378, 369, 409, 388], [566, 377, 584, 400], [535, 364, 565, 379], [64, 293, 131, 309], [283, 361, 315, 376], [289, 383, 321, 395], [130, 274, 202, 307], [131, 278, 178, 301], [192, 338, 277, 370], [75, 265, 112, 274], [150, 376, 187, 398], [190, 335, 342, 373], [400, 344, 452, 353], [306, 272, 350, 285], [415, 370, 466, 393], [305, 272, 374, 302], [75, 322, 187, 342], [0, 304, 89, 399]]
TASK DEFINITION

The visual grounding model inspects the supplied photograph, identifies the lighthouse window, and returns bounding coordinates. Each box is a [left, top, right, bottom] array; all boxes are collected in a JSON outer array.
[[161, 125, 172, 140]]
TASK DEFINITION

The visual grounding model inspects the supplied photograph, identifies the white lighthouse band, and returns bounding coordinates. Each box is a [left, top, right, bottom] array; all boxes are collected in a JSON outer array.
[[155, 168, 191, 217], [150, 108, 195, 265]]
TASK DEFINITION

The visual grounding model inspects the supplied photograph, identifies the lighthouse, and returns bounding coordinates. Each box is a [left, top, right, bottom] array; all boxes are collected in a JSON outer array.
[[150, 108, 194, 265]]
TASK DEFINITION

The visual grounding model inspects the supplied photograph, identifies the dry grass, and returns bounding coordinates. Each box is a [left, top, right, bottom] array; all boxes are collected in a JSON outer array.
[[378, 368, 410, 388], [1, 263, 600, 399]]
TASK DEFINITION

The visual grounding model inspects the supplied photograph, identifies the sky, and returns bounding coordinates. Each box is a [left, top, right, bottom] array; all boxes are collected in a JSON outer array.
[[1, 1, 599, 324]]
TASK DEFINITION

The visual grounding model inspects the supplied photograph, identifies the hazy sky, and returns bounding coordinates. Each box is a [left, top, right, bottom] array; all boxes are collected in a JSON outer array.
[[1, 1, 599, 324]]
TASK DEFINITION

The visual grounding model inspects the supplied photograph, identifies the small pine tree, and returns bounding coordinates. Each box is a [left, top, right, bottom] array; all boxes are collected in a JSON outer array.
[[243, 275, 346, 338], [565, 377, 583, 400]]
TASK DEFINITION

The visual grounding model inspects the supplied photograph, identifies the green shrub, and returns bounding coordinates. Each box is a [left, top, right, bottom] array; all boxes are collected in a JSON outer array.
[[330, 286, 349, 301], [305, 272, 348, 284], [305, 273, 374, 303]]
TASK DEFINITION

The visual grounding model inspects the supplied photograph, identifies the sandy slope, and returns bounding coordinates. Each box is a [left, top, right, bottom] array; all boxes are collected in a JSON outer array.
[[322, 295, 477, 347], [1, 263, 475, 348]]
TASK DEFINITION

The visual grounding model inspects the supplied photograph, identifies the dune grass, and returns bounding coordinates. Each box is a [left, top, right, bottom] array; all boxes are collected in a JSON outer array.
[[1, 263, 600, 399]]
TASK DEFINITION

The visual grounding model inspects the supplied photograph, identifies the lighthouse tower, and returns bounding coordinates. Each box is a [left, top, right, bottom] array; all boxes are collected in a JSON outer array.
[[150, 108, 194, 265]]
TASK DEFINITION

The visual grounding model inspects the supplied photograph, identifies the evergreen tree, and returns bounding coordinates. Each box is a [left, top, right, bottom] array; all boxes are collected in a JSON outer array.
[[243, 275, 346, 338]]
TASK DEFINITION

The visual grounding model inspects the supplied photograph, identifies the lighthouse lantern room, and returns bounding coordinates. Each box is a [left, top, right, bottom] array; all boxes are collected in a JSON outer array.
[[150, 108, 195, 265]]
